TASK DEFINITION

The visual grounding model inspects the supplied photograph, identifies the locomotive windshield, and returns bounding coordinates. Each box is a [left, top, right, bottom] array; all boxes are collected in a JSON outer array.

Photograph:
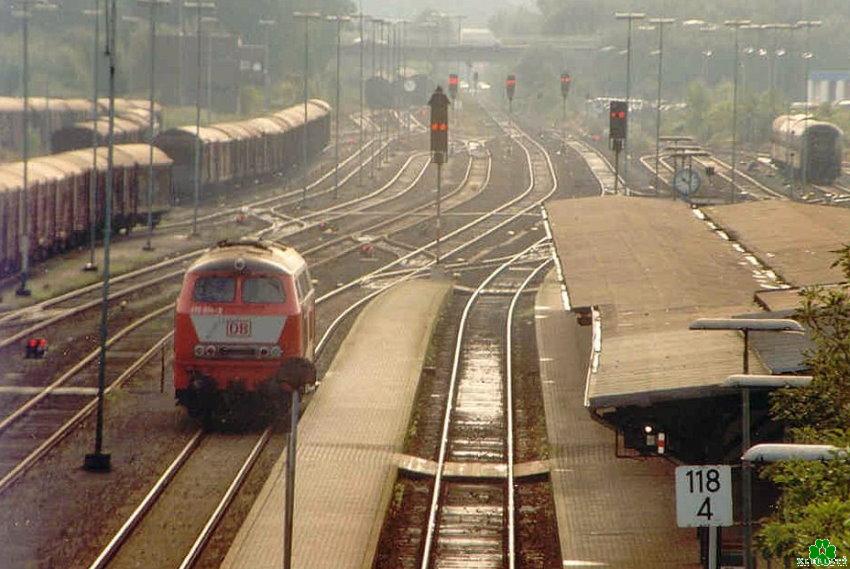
[[193, 277, 236, 303], [242, 277, 286, 304]]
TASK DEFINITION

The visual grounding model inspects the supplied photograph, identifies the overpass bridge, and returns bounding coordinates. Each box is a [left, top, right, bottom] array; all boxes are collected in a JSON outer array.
[[341, 34, 600, 64]]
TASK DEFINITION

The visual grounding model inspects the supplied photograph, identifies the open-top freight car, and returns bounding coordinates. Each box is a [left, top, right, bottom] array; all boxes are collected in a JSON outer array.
[[0, 144, 173, 274], [0, 97, 163, 155], [154, 99, 331, 203]]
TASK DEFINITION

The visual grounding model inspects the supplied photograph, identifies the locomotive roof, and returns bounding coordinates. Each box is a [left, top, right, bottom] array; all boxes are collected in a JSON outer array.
[[188, 240, 307, 276]]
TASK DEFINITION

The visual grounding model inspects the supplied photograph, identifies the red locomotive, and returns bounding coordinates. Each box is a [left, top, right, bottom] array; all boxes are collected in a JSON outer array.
[[173, 240, 316, 422]]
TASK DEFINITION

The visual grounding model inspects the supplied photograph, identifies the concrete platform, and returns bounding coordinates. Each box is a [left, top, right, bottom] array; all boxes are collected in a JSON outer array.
[[220, 278, 451, 569], [703, 201, 850, 286], [547, 196, 767, 408], [535, 271, 701, 567]]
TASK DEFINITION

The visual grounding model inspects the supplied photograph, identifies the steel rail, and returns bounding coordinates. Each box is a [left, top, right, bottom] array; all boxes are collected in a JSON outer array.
[[0, 269, 182, 350], [19, 103, 548, 569], [302, 152, 483, 261], [0, 332, 174, 496], [419, 237, 549, 569], [175, 429, 271, 569], [0, 146, 437, 337], [504, 258, 552, 569], [0, 303, 174, 434], [318, 108, 558, 305], [86, 430, 205, 569], [0, 146, 476, 493]]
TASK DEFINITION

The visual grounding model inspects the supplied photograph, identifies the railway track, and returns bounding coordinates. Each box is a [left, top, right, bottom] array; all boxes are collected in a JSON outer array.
[[0, 147, 437, 345], [0, 146, 463, 495], [421, 240, 550, 569], [0, 99, 571, 568]]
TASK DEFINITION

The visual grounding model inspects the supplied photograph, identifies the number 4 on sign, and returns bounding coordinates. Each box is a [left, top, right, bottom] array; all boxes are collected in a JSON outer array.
[[675, 465, 733, 528]]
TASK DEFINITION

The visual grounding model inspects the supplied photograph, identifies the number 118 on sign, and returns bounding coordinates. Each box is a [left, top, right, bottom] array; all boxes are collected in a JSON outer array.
[[675, 465, 733, 527]]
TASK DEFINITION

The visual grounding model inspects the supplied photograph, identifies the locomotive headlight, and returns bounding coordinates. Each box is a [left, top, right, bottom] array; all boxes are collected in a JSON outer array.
[[204, 345, 217, 357], [194, 345, 205, 357], [258, 346, 270, 358], [270, 346, 282, 358]]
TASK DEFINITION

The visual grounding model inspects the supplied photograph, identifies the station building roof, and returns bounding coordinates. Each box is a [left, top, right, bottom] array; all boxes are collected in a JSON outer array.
[[703, 201, 850, 286], [547, 196, 770, 409]]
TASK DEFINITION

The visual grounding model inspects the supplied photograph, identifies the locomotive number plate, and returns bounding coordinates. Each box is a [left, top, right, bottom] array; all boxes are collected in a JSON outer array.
[[226, 319, 252, 337]]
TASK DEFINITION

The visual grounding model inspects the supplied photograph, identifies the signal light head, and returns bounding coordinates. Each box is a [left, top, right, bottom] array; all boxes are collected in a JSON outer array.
[[25, 337, 47, 359]]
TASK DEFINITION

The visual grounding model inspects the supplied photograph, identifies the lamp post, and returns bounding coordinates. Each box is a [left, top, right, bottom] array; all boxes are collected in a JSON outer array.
[[614, 12, 645, 187], [724, 20, 751, 204], [82, 4, 101, 272], [372, 17, 385, 170], [356, 9, 367, 187], [12, 0, 57, 296], [184, 1, 215, 237], [797, 20, 821, 195], [648, 17, 675, 196], [369, 17, 378, 179], [690, 317, 805, 569], [326, 15, 350, 200], [258, 18, 276, 112], [294, 11, 321, 207], [380, 18, 389, 164], [454, 15, 465, 86], [83, 0, 119, 473], [203, 15, 217, 125], [400, 19, 409, 142], [138, 0, 169, 253]]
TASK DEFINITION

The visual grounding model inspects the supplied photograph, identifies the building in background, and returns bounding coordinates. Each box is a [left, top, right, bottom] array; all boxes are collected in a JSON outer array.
[[807, 70, 850, 106]]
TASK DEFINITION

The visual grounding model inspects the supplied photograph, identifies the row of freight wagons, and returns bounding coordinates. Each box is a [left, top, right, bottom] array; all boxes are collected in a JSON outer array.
[[0, 96, 163, 154], [0, 99, 331, 275]]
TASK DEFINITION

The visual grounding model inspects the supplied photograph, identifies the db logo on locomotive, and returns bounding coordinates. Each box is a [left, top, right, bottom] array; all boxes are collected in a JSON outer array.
[[226, 319, 252, 337]]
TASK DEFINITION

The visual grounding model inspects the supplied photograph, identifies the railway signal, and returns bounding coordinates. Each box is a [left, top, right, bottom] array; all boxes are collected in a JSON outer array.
[[428, 86, 450, 265], [25, 337, 47, 359], [560, 72, 572, 97], [505, 74, 516, 114], [609, 100, 628, 194], [448, 73, 459, 101]]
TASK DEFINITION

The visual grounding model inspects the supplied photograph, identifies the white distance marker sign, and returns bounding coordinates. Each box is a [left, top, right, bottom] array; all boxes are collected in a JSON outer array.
[[675, 465, 733, 527]]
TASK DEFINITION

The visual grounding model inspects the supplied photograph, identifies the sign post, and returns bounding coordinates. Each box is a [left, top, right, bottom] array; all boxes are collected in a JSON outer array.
[[428, 86, 450, 266], [676, 465, 733, 569]]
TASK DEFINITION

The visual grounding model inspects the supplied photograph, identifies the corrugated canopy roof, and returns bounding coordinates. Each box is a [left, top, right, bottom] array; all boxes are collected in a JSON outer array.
[[547, 196, 770, 409]]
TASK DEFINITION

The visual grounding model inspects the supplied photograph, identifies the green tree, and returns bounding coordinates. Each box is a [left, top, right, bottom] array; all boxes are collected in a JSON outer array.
[[759, 245, 850, 561]]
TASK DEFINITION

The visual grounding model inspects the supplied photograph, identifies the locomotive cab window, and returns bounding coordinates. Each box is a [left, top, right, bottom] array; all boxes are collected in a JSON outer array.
[[193, 276, 236, 303], [242, 277, 285, 304]]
